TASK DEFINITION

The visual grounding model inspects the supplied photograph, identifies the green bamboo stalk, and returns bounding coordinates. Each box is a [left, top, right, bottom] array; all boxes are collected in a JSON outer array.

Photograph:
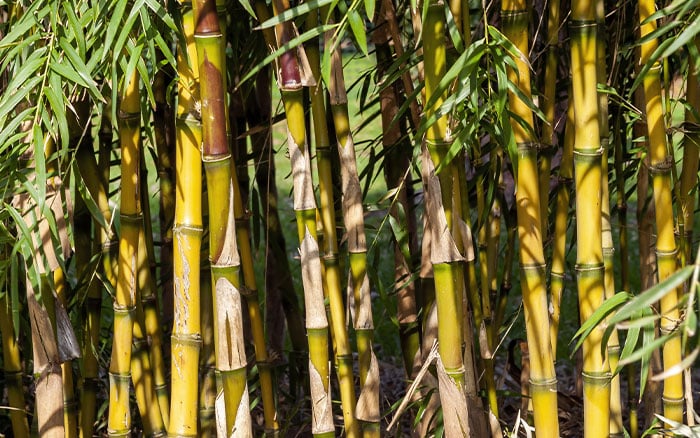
[[270, 0, 334, 432], [249, 68, 308, 363], [329, 45, 381, 436], [422, 2, 476, 434], [638, 0, 684, 425], [169, 5, 204, 435], [502, 1, 559, 435], [194, 0, 253, 434], [108, 67, 141, 438], [225, 53, 280, 438], [570, 1, 611, 434]]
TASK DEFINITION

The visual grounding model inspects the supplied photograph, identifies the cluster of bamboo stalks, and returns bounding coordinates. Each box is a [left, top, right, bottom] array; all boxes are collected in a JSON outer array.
[[0, 0, 699, 437]]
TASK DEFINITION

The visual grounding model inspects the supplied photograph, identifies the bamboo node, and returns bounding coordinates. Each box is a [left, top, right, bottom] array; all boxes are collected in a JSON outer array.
[[662, 396, 684, 406], [202, 152, 232, 163], [119, 213, 143, 224], [112, 304, 135, 314], [238, 284, 257, 297], [529, 377, 557, 391], [649, 156, 673, 175], [655, 247, 678, 258], [108, 371, 132, 384], [575, 262, 604, 276], [569, 19, 597, 34], [515, 141, 538, 152], [573, 147, 604, 160], [581, 371, 611, 384], [520, 262, 546, 274], [171, 333, 202, 346]]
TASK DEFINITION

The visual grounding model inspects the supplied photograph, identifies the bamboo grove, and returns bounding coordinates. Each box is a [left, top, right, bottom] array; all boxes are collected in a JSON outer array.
[[1, 0, 700, 437]]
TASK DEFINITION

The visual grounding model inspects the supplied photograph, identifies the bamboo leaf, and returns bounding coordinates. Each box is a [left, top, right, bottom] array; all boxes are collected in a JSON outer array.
[[608, 265, 694, 327], [256, 0, 334, 29], [572, 291, 632, 355], [238, 24, 337, 87], [347, 10, 368, 56]]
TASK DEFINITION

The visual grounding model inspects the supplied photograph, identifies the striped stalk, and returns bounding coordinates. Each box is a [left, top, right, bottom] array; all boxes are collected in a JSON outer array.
[[538, 0, 561, 241], [422, 2, 474, 435], [549, 96, 574, 358], [329, 45, 381, 436], [249, 68, 308, 364], [594, 4, 622, 434], [108, 67, 141, 438], [0, 252, 29, 437], [570, 1, 610, 435], [193, 0, 252, 434], [306, 11, 360, 437], [169, 4, 204, 435], [502, 1, 559, 435], [216, 3, 279, 432], [271, 0, 334, 433], [638, 0, 684, 424]]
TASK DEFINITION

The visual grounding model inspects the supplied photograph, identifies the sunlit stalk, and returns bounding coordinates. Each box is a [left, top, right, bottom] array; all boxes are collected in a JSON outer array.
[[638, 0, 684, 425]]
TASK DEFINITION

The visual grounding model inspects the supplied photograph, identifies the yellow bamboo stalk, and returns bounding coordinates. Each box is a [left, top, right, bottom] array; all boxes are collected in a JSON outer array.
[[502, 1, 559, 435], [549, 96, 574, 358], [108, 67, 141, 438], [570, 1, 611, 435], [193, 0, 252, 434], [538, 0, 561, 240], [594, 3, 622, 434], [304, 12, 360, 437], [76, 117, 111, 438], [169, 4, 204, 435], [132, 224, 166, 436], [329, 45, 381, 437], [638, 0, 684, 424], [422, 3, 478, 435], [221, 34, 279, 438], [270, 1, 334, 430]]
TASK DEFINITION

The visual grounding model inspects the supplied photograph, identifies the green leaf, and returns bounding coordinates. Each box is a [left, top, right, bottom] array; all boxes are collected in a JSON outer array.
[[347, 10, 368, 56], [257, 0, 334, 29], [572, 291, 634, 354], [607, 265, 694, 327]]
